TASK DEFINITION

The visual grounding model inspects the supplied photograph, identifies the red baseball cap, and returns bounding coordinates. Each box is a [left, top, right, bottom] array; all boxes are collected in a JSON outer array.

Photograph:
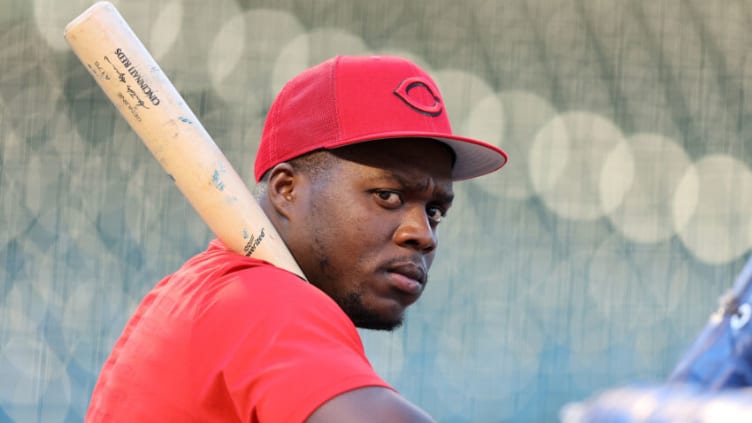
[[254, 55, 508, 182]]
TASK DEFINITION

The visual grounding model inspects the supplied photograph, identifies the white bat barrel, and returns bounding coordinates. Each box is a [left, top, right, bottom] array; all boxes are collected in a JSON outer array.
[[64, 1, 306, 280]]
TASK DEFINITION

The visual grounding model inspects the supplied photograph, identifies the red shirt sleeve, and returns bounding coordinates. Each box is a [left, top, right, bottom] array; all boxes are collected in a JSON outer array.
[[190, 264, 391, 422]]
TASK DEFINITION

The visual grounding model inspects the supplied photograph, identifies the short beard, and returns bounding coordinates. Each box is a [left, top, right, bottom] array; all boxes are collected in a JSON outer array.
[[338, 291, 403, 331]]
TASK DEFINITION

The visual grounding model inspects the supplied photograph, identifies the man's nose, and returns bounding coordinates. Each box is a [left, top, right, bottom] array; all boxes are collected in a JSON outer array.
[[393, 206, 437, 253]]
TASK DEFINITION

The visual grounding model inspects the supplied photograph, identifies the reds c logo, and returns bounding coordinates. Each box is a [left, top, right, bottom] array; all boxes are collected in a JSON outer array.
[[393, 77, 443, 117]]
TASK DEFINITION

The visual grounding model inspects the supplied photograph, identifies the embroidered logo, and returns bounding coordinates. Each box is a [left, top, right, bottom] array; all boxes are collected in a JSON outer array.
[[393, 77, 443, 117]]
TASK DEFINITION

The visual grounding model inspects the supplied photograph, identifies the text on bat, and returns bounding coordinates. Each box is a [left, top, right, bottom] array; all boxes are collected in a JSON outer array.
[[114, 48, 161, 106]]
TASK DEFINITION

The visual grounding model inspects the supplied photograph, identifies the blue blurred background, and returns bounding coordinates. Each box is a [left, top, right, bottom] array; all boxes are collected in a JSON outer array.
[[1, 0, 752, 421]]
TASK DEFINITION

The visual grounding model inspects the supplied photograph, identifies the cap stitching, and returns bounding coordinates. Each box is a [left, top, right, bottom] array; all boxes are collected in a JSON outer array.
[[331, 56, 343, 145], [269, 85, 286, 164]]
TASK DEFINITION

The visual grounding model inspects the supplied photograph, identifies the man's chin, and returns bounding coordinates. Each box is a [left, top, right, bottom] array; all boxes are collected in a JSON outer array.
[[337, 292, 406, 331], [354, 317, 403, 331], [346, 303, 404, 331]]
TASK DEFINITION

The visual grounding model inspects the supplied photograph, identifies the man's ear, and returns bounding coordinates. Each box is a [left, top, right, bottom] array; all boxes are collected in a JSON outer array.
[[265, 162, 298, 220]]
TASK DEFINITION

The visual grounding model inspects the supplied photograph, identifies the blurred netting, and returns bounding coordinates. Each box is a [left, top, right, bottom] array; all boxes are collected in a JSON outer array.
[[1, 0, 751, 421]]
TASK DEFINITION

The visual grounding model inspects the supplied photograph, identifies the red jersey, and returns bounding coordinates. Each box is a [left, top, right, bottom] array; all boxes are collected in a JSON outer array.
[[86, 239, 390, 422]]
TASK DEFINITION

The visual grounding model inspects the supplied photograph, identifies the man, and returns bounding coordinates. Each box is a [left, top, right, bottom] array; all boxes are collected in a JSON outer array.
[[86, 55, 507, 422]]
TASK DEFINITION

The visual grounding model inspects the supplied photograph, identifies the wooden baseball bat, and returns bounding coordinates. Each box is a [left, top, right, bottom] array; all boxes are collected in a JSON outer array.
[[64, 1, 306, 280]]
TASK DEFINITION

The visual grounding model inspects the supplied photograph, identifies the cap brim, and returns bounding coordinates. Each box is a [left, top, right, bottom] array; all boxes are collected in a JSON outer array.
[[325, 132, 508, 181], [431, 135, 508, 180]]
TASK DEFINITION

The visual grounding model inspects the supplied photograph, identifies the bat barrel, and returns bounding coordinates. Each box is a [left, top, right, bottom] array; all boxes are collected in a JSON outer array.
[[64, 1, 305, 280]]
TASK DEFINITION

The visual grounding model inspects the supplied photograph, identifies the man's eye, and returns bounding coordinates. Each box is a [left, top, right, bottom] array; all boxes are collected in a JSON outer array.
[[427, 206, 446, 224], [374, 190, 403, 208]]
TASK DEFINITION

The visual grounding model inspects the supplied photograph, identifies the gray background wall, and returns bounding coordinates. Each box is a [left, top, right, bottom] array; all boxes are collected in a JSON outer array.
[[1, 0, 752, 421]]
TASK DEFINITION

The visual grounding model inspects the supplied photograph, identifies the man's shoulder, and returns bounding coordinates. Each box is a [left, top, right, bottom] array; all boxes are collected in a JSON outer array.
[[171, 239, 334, 318], [136, 239, 315, 325], [171, 239, 302, 289]]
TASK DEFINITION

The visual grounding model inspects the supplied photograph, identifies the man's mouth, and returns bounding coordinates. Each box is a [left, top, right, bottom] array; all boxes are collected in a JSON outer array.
[[386, 262, 427, 297]]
